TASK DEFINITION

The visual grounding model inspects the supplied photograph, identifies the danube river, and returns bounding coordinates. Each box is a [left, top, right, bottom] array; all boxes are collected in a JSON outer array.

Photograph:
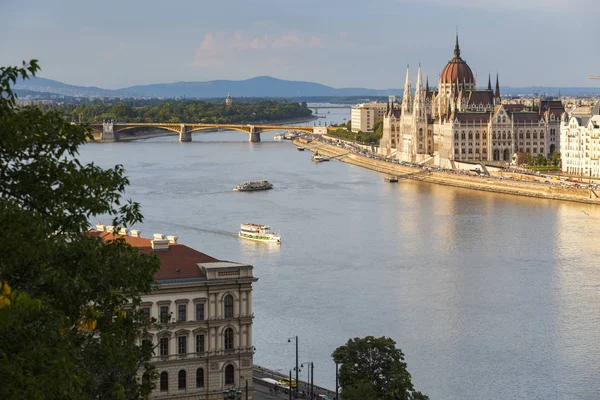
[[78, 106, 600, 400]]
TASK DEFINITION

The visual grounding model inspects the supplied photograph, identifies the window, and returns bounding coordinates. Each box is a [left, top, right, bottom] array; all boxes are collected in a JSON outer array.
[[196, 368, 204, 388], [196, 303, 204, 321], [224, 328, 234, 350], [159, 337, 169, 356], [160, 372, 169, 392], [224, 295, 234, 318], [178, 336, 187, 355], [160, 306, 169, 323], [196, 334, 205, 353], [178, 304, 186, 322], [225, 365, 235, 385], [142, 307, 150, 320], [178, 370, 186, 390]]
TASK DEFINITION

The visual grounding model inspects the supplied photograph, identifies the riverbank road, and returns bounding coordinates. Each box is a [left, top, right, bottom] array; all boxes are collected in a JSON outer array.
[[253, 365, 338, 400]]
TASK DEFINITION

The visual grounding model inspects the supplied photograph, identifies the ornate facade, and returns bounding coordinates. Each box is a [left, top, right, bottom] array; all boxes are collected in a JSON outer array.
[[92, 225, 256, 400], [560, 101, 600, 177], [380, 34, 564, 165]]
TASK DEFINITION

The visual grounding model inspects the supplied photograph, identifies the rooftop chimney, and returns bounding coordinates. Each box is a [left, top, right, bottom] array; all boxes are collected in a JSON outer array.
[[167, 235, 179, 244], [151, 239, 169, 251], [95, 224, 105, 232], [130, 229, 141, 238], [153, 233, 166, 240], [105, 226, 115, 233], [118, 228, 129, 236]]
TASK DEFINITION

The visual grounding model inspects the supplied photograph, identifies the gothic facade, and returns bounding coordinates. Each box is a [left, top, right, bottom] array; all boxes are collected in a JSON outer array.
[[380, 35, 564, 165]]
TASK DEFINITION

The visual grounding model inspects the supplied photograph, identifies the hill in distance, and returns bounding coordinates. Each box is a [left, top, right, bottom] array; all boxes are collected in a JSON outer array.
[[14, 75, 600, 99]]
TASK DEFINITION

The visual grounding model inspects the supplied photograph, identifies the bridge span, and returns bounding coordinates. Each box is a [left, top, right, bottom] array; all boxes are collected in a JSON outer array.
[[86, 121, 327, 142]]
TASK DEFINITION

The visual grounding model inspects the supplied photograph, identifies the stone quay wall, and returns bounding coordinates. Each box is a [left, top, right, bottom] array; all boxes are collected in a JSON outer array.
[[295, 139, 600, 205]]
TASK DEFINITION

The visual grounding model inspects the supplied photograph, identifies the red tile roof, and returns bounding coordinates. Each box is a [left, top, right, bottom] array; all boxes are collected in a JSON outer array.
[[93, 231, 218, 281]]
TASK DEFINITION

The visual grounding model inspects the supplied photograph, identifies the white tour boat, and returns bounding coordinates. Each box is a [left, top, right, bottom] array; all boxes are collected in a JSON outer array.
[[239, 223, 281, 244]]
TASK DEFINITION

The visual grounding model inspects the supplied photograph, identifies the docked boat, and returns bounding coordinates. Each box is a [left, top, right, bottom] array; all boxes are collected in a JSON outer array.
[[233, 180, 273, 192], [312, 152, 324, 162], [297, 147, 305, 151], [239, 223, 281, 244], [274, 133, 284, 140], [385, 176, 399, 183]]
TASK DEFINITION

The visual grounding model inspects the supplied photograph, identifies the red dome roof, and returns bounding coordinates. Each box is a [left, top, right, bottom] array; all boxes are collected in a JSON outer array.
[[440, 35, 474, 85]]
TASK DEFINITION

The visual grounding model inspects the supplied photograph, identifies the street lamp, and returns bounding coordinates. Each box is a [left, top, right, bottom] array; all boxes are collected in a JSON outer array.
[[301, 361, 314, 397], [287, 336, 299, 394], [335, 362, 339, 400]]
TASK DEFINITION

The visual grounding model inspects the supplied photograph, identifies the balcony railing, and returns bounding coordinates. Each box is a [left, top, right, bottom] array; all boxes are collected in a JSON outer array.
[[152, 347, 255, 362]]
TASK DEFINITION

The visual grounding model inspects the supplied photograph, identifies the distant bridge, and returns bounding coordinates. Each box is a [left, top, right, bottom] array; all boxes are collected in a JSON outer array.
[[85, 121, 327, 142]]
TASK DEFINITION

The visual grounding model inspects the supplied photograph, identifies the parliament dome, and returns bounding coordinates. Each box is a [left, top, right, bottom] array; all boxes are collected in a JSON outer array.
[[440, 34, 474, 85]]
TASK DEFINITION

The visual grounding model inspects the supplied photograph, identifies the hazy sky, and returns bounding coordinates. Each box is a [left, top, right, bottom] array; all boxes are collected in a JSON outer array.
[[2, 0, 599, 89]]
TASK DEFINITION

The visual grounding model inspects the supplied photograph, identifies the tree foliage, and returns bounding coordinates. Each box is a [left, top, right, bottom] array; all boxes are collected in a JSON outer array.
[[372, 118, 384, 136], [49, 99, 312, 124], [328, 128, 382, 145], [551, 151, 561, 167], [0, 61, 160, 399], [332, 336, 428, 400]]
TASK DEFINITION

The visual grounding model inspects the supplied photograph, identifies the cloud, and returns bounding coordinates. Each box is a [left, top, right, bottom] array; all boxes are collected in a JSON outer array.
[[192, 31, 329, 67], [339, 32, 348, 39], [401, 0, 597, 12]]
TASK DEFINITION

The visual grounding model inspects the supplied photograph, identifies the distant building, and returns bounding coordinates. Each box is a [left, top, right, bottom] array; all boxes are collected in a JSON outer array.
[[92, 225, 257, 400], [225, 93, 233, 107], [560, 101, 600, 177], [379, 33, 564, 165], [350, 102, 387, 132]]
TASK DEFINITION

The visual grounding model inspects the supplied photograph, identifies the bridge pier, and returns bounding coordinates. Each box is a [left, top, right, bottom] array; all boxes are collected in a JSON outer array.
[[248, 125, 261, 143], [101, 120, 119, 142], [179, 124, 192, 142]]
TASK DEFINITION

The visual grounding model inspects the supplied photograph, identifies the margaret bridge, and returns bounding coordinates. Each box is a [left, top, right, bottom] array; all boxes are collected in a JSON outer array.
[[87, 121, 329, 142]]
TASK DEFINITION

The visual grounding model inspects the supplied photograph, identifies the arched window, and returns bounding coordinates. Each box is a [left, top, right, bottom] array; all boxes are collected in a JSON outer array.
[[196, 368, 204, 388], [526, 131, 530, 139], [160, 372, 169, 392], [468, 132, 473, 140], [454, 133, 458, 140], [224, 295, 234, 318], [461, 132, 465, 140], [533, 131, 537, 139], [178, 370, 186, 390], [224, 328, 234, 350], [540, 131, 544, 139], [476, 132, 480, 139], [502, 132, 506, 140], [519, 132, 523, 139], [225, 365, 235, 385]]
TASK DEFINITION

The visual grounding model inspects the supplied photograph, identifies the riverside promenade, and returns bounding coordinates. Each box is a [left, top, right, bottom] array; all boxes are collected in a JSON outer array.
[[294, 138, 600, 205]]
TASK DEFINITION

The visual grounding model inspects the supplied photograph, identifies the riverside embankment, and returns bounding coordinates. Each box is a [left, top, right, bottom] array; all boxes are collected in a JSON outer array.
[[295, 138, 600, 205]]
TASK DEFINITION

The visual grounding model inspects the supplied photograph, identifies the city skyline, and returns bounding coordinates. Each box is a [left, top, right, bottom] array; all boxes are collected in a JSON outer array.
[[1, 0, 599, 89]]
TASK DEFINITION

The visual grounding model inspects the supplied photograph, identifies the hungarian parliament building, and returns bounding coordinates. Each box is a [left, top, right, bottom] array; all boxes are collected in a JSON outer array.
[[379, 35, 565, 166]]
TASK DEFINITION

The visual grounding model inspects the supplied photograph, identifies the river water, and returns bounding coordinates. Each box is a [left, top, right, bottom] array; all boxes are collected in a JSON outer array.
[[78, 105, 600, 400]]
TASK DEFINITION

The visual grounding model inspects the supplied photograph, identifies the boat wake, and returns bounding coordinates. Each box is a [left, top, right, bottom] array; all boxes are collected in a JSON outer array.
[[152, 220, 238, 238]]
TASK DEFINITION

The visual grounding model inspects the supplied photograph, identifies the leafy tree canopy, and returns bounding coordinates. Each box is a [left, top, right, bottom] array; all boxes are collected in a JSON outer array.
[[0, 61, 160, 399], [332, 336, 428, 400]]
